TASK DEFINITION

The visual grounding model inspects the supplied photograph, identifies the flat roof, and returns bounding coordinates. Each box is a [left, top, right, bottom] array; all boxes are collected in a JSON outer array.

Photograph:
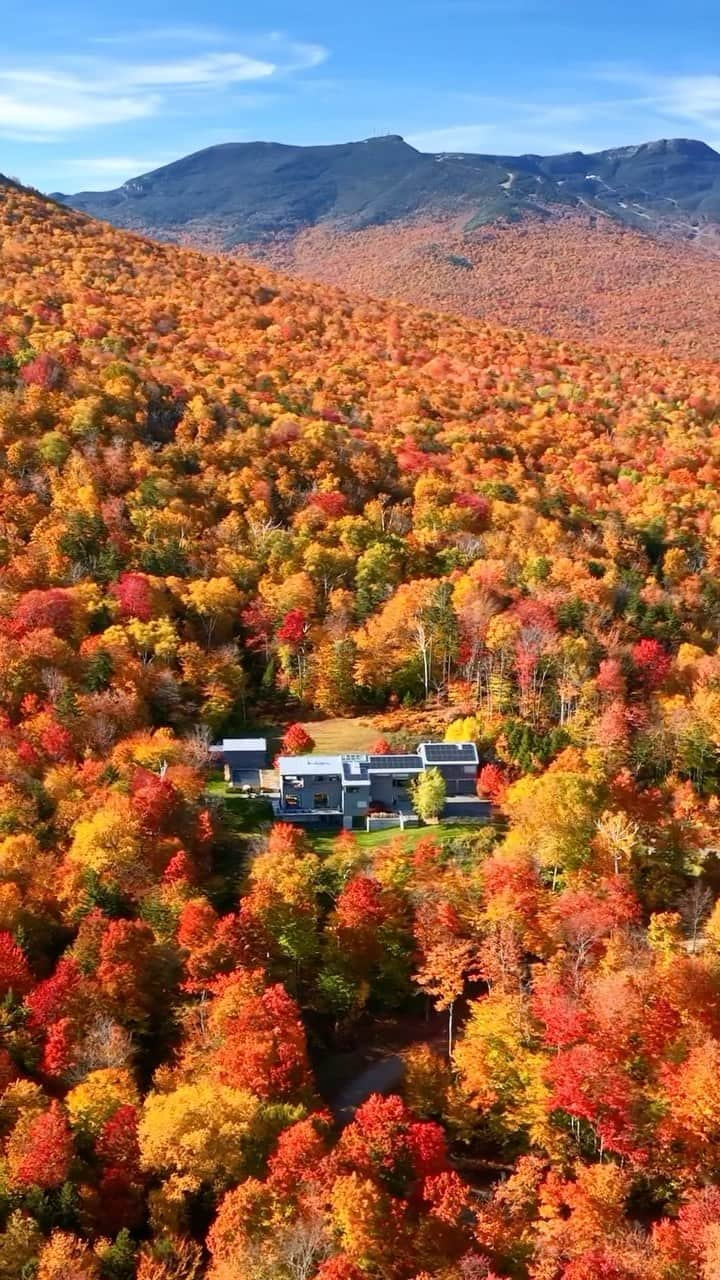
[[278, 754, 344, 776], [276, 743, 474, 779], [418, 742, 478, 764], [368, 753, 423, 773], [222, 738, 267, 752]]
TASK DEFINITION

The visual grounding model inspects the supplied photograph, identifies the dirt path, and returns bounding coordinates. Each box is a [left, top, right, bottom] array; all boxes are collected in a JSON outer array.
[[329, 1053, 406, 1126]]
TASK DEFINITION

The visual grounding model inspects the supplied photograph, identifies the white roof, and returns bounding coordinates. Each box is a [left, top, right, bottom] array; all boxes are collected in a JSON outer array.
[[222, 738, 267, 752], [278, 754, 343, 776]]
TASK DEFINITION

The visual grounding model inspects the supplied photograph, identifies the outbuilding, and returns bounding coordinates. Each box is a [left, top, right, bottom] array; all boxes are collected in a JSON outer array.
[[219, 738, 268, 788]]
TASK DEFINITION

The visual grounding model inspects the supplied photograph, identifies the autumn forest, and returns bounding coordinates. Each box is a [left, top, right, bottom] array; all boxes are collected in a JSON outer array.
[[3, 177, 720, 1280]]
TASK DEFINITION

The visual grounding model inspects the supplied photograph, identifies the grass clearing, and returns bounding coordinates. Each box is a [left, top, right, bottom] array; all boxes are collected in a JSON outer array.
[[298, 716, 381, 754], [214, 715, 383, 759]]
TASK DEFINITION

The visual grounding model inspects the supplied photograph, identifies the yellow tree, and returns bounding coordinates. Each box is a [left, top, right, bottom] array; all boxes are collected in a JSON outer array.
[[183, 577, 241, 646], [503, 765, 600, 884], [139, 1080, 260, 1194], [453, 990, 550, 1149], [36, 1232, 100, 1280], [65, 1067, 140, 1138], [67, 795, 145, 898]]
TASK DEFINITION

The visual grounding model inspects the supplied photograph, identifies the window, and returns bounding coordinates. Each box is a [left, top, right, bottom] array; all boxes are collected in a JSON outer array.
[[314, 792, 330, 809], [392, 777, 410, 790], [284, 795, 299, 809]]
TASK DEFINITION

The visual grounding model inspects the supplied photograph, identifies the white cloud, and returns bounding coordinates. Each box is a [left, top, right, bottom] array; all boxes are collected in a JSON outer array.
[[591, 67, 720, 133], [658, 74, 720, 120], [0, 33, 328, 140], [92, 25, 232, 46], [407, 105, 598, 156], [262, 36, 328, 73], [406, 72, 720, 158], [407, 124, 497, 151], [67, 154, 172, 178], [0, 84, 158, 138], [118, 53, 275, 88]]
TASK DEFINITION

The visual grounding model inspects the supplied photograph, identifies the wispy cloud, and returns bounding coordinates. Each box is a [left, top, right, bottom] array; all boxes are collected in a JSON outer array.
[[407, 69, 720, 157], [92, 24, 232, 46], [593, 66, 720, 128], [66, 154, 174, 179], [408, 103, 599, 156], [0, 81, 158, 141], [0, 32, 328, 140], [110, 53, 276, 88]]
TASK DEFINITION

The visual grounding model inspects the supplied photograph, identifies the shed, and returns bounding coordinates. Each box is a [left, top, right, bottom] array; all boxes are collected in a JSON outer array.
[[221, 738, 268, 787]]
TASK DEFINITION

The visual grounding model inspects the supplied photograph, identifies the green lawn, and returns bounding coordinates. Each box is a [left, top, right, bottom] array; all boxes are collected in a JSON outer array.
[[309, 821, 487, 857]]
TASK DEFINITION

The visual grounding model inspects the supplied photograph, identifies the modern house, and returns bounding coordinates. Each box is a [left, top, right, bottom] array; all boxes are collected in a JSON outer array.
[[277, 741, 485, 828]]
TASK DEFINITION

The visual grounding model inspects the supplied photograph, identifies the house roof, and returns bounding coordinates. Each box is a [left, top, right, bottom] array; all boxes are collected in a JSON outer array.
[[276, 742, 475, 783], [342, 757, 371, 785], [367, 753, 423, 773], [278, 754, 344, 776], [222, 738, 267, 753], [418, 741, 478, 765]]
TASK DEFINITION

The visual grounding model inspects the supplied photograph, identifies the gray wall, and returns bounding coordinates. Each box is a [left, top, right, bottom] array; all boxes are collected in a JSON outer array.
[[435, 763, 478, 795], [343, 786, 370, 819], [369, 774, 417, 811], [282, 773, 343, 812]]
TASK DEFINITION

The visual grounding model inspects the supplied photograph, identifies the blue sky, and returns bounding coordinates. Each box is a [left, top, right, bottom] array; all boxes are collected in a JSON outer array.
[[2, 0, 719, 191]]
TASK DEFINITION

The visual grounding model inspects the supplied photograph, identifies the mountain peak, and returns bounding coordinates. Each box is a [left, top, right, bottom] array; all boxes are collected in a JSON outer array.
[[55, 133, 720, 248], [362, 134, 407, 143], [642, 137, 720, 159]]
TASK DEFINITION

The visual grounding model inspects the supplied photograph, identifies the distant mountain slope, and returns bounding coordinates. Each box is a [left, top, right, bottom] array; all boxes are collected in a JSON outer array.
[[54, 135, 720, 248], [250, 211, 720, 362]]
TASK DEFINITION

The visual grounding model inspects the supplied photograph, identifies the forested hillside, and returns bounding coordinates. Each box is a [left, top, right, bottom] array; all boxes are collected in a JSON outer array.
[[56, 134, 720, 361], [251, 212, 720, 362], [2, 179, 720, 1277]]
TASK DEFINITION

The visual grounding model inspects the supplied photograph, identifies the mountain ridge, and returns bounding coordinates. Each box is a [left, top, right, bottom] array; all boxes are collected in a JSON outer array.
[[53, 133, 720, 249]]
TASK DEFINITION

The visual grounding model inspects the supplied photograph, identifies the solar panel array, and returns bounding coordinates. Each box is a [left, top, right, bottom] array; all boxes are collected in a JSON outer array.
[[368, 754, 422, 771], [422, 743, 476, 763]]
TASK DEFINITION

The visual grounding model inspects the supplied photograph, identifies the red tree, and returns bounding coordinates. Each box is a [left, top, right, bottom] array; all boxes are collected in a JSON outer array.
[[13, 587, 75, 637], [0, 932, 32, 999], [211, 975, 313, 1101], [111, 572, 154, 621], [476, 763, 509, 803], [266, 1114, 330, 1195], [631, 639, 672, 691], [333, 1093, 447, 1194], [279, 723, 316, 756], [13, 1102, 73, 1189], [277, 610, 309, 648]]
